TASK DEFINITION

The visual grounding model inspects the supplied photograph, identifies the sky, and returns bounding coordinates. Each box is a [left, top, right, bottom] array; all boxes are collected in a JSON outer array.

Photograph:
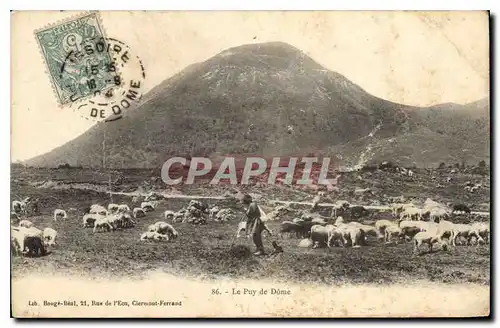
[[11, 11, 489, 161]]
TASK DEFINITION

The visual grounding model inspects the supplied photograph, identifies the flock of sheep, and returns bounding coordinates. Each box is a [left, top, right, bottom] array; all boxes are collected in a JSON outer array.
[[279, 198, 490, 255], [9, 191, 244, 257], [10, 189, 490, 259]]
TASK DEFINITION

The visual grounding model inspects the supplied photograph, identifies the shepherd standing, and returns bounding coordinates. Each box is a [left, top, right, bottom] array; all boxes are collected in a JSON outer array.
[[242, 194, 266, 256]]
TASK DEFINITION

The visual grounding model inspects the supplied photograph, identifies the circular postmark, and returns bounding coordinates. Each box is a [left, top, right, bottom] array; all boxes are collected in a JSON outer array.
[[59, 36, 146, 122]]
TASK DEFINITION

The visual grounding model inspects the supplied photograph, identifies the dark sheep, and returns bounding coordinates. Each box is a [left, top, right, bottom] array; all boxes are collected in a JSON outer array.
[[280, 221, 308, 238], [350, 206, 370, 219], [83, 217, 97, 228], [401, 226, 421, 240], [298, 221, 315, 238], [24, 236, 47, 257]]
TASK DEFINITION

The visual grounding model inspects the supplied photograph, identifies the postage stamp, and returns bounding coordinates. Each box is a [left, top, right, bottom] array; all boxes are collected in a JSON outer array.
[[35, 12, 146, 122], [68, 37, 146, 122], [35, 12, 117, 105]]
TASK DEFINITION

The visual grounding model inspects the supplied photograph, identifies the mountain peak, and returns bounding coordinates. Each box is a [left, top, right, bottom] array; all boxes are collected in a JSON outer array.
[[24, 43, 489, 169], [208, 41, 324, 72], [217, 41, 305, 57]]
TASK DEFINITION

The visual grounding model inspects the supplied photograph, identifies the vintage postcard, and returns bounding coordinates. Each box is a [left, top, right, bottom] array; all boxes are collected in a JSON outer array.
[[10, 11, 490, 318]]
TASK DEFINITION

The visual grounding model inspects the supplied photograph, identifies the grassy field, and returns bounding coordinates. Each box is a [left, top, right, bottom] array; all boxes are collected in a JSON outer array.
[[10, 166, 491, 286]]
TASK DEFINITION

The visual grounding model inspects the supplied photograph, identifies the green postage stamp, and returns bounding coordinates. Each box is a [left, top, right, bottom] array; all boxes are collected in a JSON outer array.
[[35, 12, 118, 105]]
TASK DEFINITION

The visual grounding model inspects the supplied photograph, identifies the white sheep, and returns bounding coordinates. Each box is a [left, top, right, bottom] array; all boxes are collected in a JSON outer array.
[[413, 231, 447, 254], [105, 214, 118, 229], [153, 232, 168, 241], [42, 228, 58, 246], [107, 213, 129, 230], [188, 199, 204, 210], [336, 224, 363, 248], [53, 209, 68, 221], [400, 220, 439, 238], [472, 222, 489, 244], [152, 221, 179, 240], [344, 222, 379, 245], [145, 192, 163, 202], [140, 231, 168, 241], [326, 224, 343, 247], [107, 203, 119, 213], [399, 220, 418, 229], [147, 222, 160, 232], [384, 224, 403, 244], [392, 203, 406, 212], [391, 203, 406, 217], [82, 213, 104, 228], [172, 210, 185, 223], [375, 219, 394, 239], [93, 217, 114, 233], [469, 186, 477, 193], [18, 226, 43, 239], [89, 204, 108, 216], [19, 219, 34, 228], [117, 204, 131, 213], [141, 201, 156, 212], [333, 216, 344, 226], [164, 210, 175, 221], [452, 223, 482, 246], [11, 226, 44, 256], [348, 222, 379, 237], [12, 200, 23, 214], [140, 231, 154, 240], [209, 206, 221, 220], [133, 207, 146, 219], [121, 213, 137, 228], [187, 205, 202, 216], [140, 231, 151, 240], [331, 201, 350, 217], [416, 221, 439, 232], [400, 207, 425, 221], [215, 208, 236, 222], [426, 219, 452, 244], [429, 208, 449, 222], [11, 227, 26, 256], [12, 198, 31, 215]]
